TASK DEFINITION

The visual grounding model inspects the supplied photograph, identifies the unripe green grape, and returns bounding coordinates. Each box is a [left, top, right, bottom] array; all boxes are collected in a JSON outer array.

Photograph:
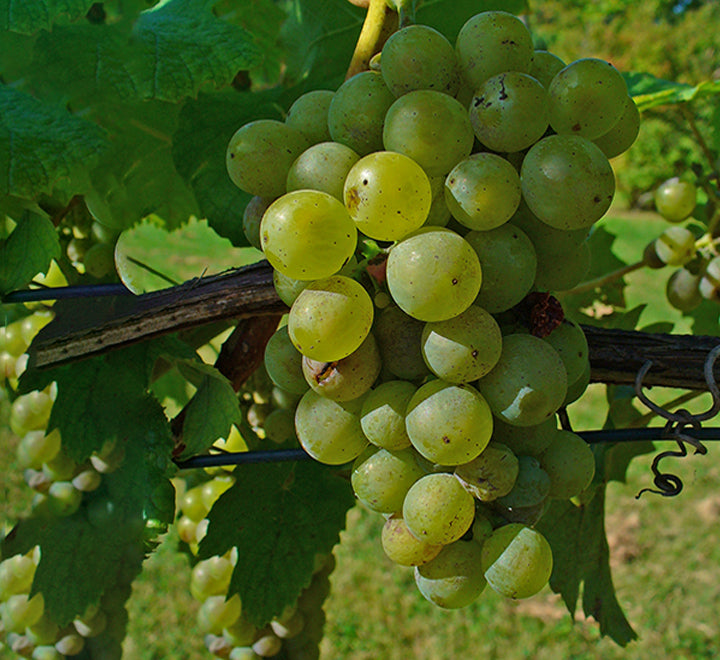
[[403, 473, 475, 545], [10, 390, 53, 435], [55, 632, 85, 656], [229, 647, 257, 660], [548, 58, 628, 139], [89, 439, 125, 474], [83, 242, 115, 278], [47, 481, 82, 517], [0, 554, 36, 600], [455, 11, 533, 90], [539, 429, 595, 499], [201, 475, 234, 510], [71, 469, 102, 492], [288, 275, 373, 362], [666, 267, 702, 312], [260, 190, 357, 281], [654, 226, 696, 266], [471, 513, 493, 546], [272, 269, 309, 307], [383, 90, 474, 177], [469, 72, 549, 153], [381, 514, 444, 566], [1, 350, 18, 382], [497, 455, 551, 509], [287, 142, 360, 201], [294, 391, 368, 465], [226, 120, 310, 198], [197, 594, 242, 635], [420, 305, 502, 384], [592, 95, 640, 158], [27, 613, 60, 646], [16, 428, 62, 470], [0, 320, 28, 356], [405, 379, 493, 465], [529, 50, 566, 88], [176, 515, 198, 544], [180, 485, 210, 522], [360, 380, 415, 450], [271, 609, 305, 638], [564, 360, 591, 406], [243, 196, 273, 250], [373, 306, 429, 380], [543, 320, 589, 385], [423, 174, 452, 227], [19, 312, 52, 346], [285, 90, 334, 145], [386, 228, 482, 322], [481, 523, 552, 598], [264, 326, 308, 396], [42, 450, 77, 482], [74, 609, 107, 638], [699, 256, 720, 300], [223, 616, 258, 647], [414, 540, 486, 608], [455, 442, 519, 501], [477, 334, 567, 427], [654, 177, 697, 222], [253, 633, 282, 657], [2, 593, 45, 632], [328, 71, 395, 155], [33, 645, 64, 660], [191, 556, 234, 601], [344, 151, 432, 240], [264, 408, 297, 445], [444, 153, 521, 230]]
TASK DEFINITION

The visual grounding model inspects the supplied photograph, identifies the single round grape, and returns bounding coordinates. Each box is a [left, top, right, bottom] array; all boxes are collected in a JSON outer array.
[[47, 481, 82, 517], [328, 71, 395, 155], [471, 513, 494, 546], [71, 469, 102, 492], [592, 95, 640, 158], [477, 334, 567, 427], [264, 408, 297, 445], [351, 446, 426, 514], [699, 256, 720, 300], [2, 593, 45, 633], [83, 242, 116, 278], [285, 90, 334, 144], [539, 429, 595, 499], [654, 177, 697, 222], [383, 90, 474, 177], [55, 632, 85, 656], [481, 523, 552, 599], [344, 151, 432, 240], [654, 226, 696, 266], [223, 616, 258, 646], [73, 608, 107, 638], [294, 391, 368, 465], [386, 228, 482, 322], [382, 514, 444, 567], [260, 190, 357, 280], [381, 24, 461, 96], [455, 11, 533, 91], [10, 390, 53, 435], [16, 428, 61, 470], [491, 416, 558, 457], [529, 50, 566, 88], [272, 269, 310, 307], [420, 305, 502, 383], [197, 594, 242, 635], [548, 58, 629, 139], [464, 224, 537, 312], [264, 325, 309, 396], [0, 320, 28, 356], [201, 475, 234, 511], [252, 633, 282, 657], [405, 379, 493, 465], [373, 305, 429, 380], [444, 153, 521, 231], [423, 174, 452, 227], [543, 320, 589, 385], [288, 275, 374, 361], [32, 645, 63, 660], [521, 135, 615, 231], [180, 485, 210, 522], [414, 539, 486, 609], [43, 450, 77, 482], [0, 554, 36, 600], [286, 141, 360, 201], [496, 455, 551, 509], [469, 72, 549, 153], [243, 196, 272, 250], [666, 268, 702, 312], [455, 441, 519, 502], [360, 380, 416, 450], [190, 556, 233, 601], [226, 120, 310, 198], [564, 359, 591, 406], [403, 473, 475, 545]]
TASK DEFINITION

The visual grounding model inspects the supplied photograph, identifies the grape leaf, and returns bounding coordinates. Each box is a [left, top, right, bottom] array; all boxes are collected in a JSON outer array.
[[625, 72, 720, 112], [0, 212, 60, 295], [199, 461, 355, 626], [0, 85, 109, 201], [0, 0, 94, 34]]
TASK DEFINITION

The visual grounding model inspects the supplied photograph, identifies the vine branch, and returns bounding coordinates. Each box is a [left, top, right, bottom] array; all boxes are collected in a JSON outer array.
[[345, 0, 396, 79]]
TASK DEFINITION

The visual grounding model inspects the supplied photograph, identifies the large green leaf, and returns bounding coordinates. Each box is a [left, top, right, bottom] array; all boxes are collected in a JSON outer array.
[[625, 71, 720, 112], [0, 0, 94, 34]]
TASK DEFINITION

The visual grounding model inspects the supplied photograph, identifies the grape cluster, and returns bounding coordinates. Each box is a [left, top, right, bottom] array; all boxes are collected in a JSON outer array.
[[226, 10, 632, 609]]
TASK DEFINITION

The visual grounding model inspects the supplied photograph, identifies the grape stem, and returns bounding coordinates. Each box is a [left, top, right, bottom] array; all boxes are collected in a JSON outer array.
[[563, 259, 646, 296], [345, 0, 395, 79]]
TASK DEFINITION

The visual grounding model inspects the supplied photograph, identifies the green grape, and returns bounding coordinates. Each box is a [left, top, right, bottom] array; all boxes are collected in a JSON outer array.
[[382, 90, 474, 177], [0, 320, 28, 356], [444, 153, 522, 230], [42, 450, 77, 481], [564, 359, 591, 406], [273, 269, 310, 307], [420, 305, 502, 384], [528, 50, 566, 88], [55, 632, 85, 656], [264, 326, 309, 396], [491, 416, 558, 456], [83, 242, 116, 278], [521, 135, 615, 231], [1, 593, 45, 633], [285, 90, 335, 145], [386, 228, 482, 322], [74, 609, 107, 638], [253, 634, 283, 657], [229, 647, 257, 660], [477, 334, 567, 427], [89, 439, 125, 474], [288, 275, 374, 362], [191, 556, 234, 601], [302, 333, 381, 401], [666, 267, 702, 312], [260, 190, 357, 280], [1, 350, 18, 382], [16, 428, 62, 470], [223, 616, 258, 646], [344, 151, 432, 240], [654, 177, 697, 222], [380, 24, 461, 97], [0, 554, 36, 600], [226, 120, 310, 198], [455, 441, 519, 501], [47, 481, 82, 517], [180, 484, 210, 522], [455, 11, 533, 91], [654, 226, 696, 266], [32, 646, 64, 660], [543, 320, 589, 385], [373, 305, 429, 380], [497, 455, 551, 509], [539, 429, 595, 499], [360, 380, 416, 450], [264, 408, 298, 444], [464, 224, 537, 312], [414, 539, 486, 609], [243, 196, 273, 251], [20, 312, 52, 349], [381, 514, 443, 566], [71, 469, 102, 492], [700, 256, 720, 300], [201, 475, 234, 510], [405, 379, 493, 465], [197, 594, 242, 635], [469, 72, 549, 153], [403, 473, 475, 545], [471, 513, 493, 546], [294, 391, 368, 465], [592, 95, 641, 158], [328, 71, 395, 155], [423, 174, 452, 227], [351, 446, 426, 514], [547, 58, 629, 139], [287, 141, 361, 201], [271, 610, 305, 638], [481, 523, 552, 598], [10, 390, 53, 435]]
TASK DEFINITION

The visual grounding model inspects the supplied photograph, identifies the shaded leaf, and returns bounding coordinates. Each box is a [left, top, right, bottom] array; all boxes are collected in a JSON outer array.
[[0, 0, 94, 34]]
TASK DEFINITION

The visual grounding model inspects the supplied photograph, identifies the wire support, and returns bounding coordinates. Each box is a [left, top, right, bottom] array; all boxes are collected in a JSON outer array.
[[3, 283, 133, 303]]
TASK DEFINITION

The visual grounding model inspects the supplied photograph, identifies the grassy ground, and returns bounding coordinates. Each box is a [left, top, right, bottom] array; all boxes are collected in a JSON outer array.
[[2, 212, 719, 659]]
